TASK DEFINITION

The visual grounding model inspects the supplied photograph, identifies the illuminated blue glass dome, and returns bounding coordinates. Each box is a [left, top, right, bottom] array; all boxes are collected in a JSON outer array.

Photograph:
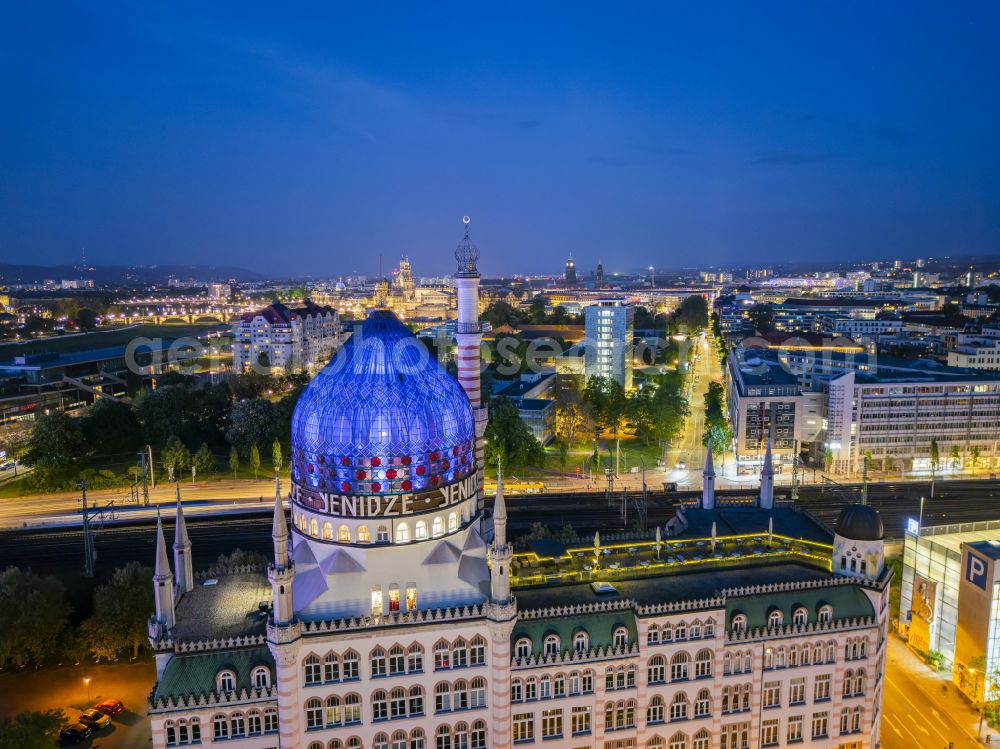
[[291, 310, 476, 495]]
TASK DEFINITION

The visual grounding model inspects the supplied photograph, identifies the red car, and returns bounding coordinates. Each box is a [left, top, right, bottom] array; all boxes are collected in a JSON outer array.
[[93, 698, 125, 717]]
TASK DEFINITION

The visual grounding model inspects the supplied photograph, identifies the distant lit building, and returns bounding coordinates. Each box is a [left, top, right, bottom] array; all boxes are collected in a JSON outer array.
[[209, 283, 231, 301], [564, 255, 577, 285], [232, 300, 342, 373], [584, 298, 633, 389]]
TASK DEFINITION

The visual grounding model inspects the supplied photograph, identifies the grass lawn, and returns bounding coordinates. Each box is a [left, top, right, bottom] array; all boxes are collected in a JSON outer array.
[[537, 438, 665, 476]]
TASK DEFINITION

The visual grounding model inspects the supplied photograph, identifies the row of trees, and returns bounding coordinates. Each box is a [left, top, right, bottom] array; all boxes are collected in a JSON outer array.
[[19, 371, 305, 491], [702, 380, 732, 458]]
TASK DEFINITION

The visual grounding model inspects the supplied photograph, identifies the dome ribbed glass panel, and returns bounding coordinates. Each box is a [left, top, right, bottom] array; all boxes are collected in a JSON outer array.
[[291, 310, 475, 495]]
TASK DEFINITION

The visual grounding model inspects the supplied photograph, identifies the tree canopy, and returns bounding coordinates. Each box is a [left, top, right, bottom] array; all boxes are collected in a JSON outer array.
[[484, 396, 544, 470], [0, 710, 66, 749]]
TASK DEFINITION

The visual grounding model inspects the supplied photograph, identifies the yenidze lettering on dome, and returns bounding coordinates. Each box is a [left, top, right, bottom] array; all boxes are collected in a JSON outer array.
[[291, 473, 478, 518]]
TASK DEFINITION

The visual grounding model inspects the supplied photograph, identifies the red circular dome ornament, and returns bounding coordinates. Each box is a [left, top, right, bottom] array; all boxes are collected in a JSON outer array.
[[386, 468, 397, 479], [341, 481, 351, 492], [416, 465, 426, 476], [453, 446, 460, 456], [429, 451, 439, 461], [442, 460, 450, 470], [431, 476, 440, 485], [371, 482, 381, 492], [341, 457, 350, 466], [307, 463, 314, 474], [402, 480, 412, 490], [372, 457, 381, 467], [402, 456, 412, 465], [356, 469, 367, 480]]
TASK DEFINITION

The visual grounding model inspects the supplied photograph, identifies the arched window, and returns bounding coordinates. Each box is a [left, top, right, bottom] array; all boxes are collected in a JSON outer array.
[[324, 696, 342, 726], [669, 731, 689, 749], [471, 677, 487, 708], [454, 679, 470, 709], [344, 693, 361, 724], [415, 520, 428, 540], [448, 512, 458, 532], [818, 604, 833, 623], [371, 586, 383, 617], [768, 610, 783, 629], [543, 634, 560, 657], [435, 682, 452, 712], [346, 737, 362, 749], [428, 516, 442, 536], [693, 730, 710, 749], [374, 733, 390, 749], [793, 606, 808, 626], [694, 688, 711, 717], [396, 523, 409, 543], [338, 524, 351, 542], [662, 622, 673, 641], [309, 518, 319, 537], [303, 655, 321, 685], [408, 643, 424, 672], [357, 525, 370, 543], [324, 652, 340, 682], [647, 737, 665, 749], [613, 626, 629, 650], [342, 650, 359, 679], [670, 652, 690, 681], [371, 646, 387, 676], [675, 621, 687, 640], [647, 695, 665, 723], [436, 724, 452, 749], [670, 692, 689, 721], [573, 631, 589, 652], [731, 613, 748, 633], [515, 637, 532, 660], [511, 678, 523, 702], [409, 685, 425, 716], [377, 525, 390, 542], [390, 687, 407, 718], [251, 665, 270, 689], [695, 649, 712, 678], [247, 710, 262, 735], [322, 521, 334, 540], [648, 655, 666, 683], [372, 690, 388, 721], [704, 619, 715, 637], [470, 636, 486, 665], [647, 624, 660, 644], [217, 669, 236, 693], [471, 720, 487, 749], [391, 731, 408, 749], [305, 699, 323, 730], [409, 729, 426, 749], [453, 723, 469, 749]]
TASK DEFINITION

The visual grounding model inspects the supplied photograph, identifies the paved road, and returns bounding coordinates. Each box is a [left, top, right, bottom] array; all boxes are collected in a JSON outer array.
[[882, 637, 985, 749], [664, 334, 724, 486]]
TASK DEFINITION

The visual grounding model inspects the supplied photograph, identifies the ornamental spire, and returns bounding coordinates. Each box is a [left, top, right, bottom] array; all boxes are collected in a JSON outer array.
[[494, 464, 507, 547], [154, 508, 171, 580], [454, 216, 480, 277], [272, 472, 289, 567]]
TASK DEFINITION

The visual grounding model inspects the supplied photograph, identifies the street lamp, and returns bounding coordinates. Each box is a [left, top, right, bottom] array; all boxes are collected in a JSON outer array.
[[84, 677, 92, 703]]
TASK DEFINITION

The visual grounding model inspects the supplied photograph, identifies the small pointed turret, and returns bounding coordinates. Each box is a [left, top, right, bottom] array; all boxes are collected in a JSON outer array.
[[152, 509, 175, 631], [268, 472, 296, 626], [702, 435, 716, 510], [173, 486, 193, 594], [489, 465, 512, 606], [272, 473, 289, 568], [493, 466, 507, 547], [760, 434, 774, 510]]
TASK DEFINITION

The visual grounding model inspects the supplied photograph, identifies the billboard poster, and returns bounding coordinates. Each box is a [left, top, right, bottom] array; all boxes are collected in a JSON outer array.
[[909, 573, 937, 653]]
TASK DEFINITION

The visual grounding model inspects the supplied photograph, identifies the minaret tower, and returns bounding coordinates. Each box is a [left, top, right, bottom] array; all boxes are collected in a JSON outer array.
[[487, 468, 517, 749], [266, 473, 303, 749], [702, 435, 716, 510], [151, 510, 175, 635], [173, 486, 193, 595], [454, 216, 488, 505], [760, 433, 775, 510]]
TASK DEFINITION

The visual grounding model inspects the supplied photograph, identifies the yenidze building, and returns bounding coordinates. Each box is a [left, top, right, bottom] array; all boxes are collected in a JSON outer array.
[[147, 221, 890, 749]]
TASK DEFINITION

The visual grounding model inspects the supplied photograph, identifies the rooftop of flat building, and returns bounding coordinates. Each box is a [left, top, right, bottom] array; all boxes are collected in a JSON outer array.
[[173, 570, 271, 643], [511, 505, 834, 593], [909, 520, 1000, 557]]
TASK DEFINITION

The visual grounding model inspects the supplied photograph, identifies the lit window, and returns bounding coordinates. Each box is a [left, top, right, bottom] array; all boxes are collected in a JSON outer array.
[[388, 584, 400, 612], [406, 584, 417, 611], [396, 523, 409, 543], [338, 524, 351, 542], [357, 525, 370, 543]]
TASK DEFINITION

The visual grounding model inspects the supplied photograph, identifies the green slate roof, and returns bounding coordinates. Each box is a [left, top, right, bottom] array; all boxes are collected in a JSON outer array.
[[154, 646, 274, 702], [511, 610, 637, 658], [725, 584, 874, 632]]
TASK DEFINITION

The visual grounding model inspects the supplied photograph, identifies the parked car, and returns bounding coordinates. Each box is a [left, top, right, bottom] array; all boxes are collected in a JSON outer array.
[[78, 708, 112, 730], [60, 723, 92, 743], [94, 698, 125, 717]]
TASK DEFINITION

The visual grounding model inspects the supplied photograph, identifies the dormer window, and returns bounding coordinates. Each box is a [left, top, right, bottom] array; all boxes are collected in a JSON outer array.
[[573, 632, 589, 653], [217, 670, 236, 693], [543, 634, 560, 657], [818, 605, 833, 624], [252, 666, 270, 689], [731, 614, 748, 634], [767, 610, 783, 629], [514, 638, 532, 659], [613, 627, 629, 650], [793, 607, 808, 627]]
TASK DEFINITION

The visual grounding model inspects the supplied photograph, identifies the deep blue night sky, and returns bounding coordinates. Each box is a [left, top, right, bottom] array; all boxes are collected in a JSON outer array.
[[1, 2, 998, 277]]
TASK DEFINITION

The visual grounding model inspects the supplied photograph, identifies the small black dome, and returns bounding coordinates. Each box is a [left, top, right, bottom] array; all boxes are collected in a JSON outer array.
[[835, 504, 884, 541]]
